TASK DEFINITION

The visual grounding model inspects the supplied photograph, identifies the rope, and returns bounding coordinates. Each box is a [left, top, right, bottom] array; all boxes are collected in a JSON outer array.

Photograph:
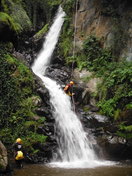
[[71, 0, 79, 112], [72, 0, 79, 74]]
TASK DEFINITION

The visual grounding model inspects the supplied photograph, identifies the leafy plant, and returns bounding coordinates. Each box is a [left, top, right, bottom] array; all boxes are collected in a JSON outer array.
[[59, 16, 74, 58], [33, 24, 49, 40], [62, 0, 76, 15], [0, 12, 21, 33], [116, 123, 132, 140], [0, 48, 47, 154]]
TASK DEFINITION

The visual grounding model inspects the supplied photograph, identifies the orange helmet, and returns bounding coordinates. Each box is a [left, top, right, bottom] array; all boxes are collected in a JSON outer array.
[[16, 138, 22, 144], [70, 81, 74, 85]]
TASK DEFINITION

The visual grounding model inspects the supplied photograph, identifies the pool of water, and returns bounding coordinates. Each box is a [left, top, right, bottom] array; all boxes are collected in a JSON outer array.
[[13, 163, 132, 176]]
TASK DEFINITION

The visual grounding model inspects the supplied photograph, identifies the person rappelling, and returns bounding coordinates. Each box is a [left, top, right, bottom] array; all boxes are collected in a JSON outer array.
[[64, 81, 75, 96], [64, 81, 76, 112]]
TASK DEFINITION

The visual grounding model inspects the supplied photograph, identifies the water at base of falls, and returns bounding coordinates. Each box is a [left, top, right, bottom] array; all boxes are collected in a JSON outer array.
[[13, 163, 132, 176], [32, 6, 116, 168], [48, 160, 116, 169]]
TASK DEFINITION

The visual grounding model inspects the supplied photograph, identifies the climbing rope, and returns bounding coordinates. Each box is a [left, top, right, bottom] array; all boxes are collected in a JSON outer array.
[[72, 0, 79, 73], [71, 0, 79, 112]]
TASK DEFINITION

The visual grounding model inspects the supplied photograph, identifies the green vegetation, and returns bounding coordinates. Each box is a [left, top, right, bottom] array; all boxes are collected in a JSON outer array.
[[59, 16, 74, 58], [58, 0, 77, 59], [33, 24, 49, 41], [117, 123, 132, 140], [64, 36, 132, 119], [0, 12, 21, 33], [0, 0, 71, 34], [1, 0, 32, 32], [47, 0, 62, 6], [0, 44, 47, 154], [62, 0, 76, 15], [97, 61, 132, 117]]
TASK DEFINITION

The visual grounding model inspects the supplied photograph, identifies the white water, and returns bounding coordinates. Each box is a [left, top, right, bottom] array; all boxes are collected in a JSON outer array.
[[32, 6, 115, 168]]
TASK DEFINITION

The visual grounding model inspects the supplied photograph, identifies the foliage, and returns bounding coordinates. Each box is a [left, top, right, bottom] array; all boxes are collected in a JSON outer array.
[[125, 103, 132, 109], [23, 132, 47, 153], [116, 123, 132, 140], [59, 16, 74, 58], [68, 36, 113, 72], [62, 0, 76, 15], [47, 0, 62, 6], [83, 36, 101, 60], [0, 12, 21, 33], [1, 0, 31, 32], [24, 117, 45, 132], [82, 36, 113, 71], [0, 53, 20, 124], [33, 24, 49, 41], [0, 49, 34, 124], [58, 0, 77, 60], [0, 47, 47, 154], [119, 124, 132, 132], [63, 35, 132, 121], [97, 61, 132, 117], [0, 116, 46, 153], [98, 98, 116, 117]]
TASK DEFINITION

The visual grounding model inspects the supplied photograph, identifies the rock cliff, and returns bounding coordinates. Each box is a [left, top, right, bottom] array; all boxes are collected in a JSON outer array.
[[76, 0, 132, 60]]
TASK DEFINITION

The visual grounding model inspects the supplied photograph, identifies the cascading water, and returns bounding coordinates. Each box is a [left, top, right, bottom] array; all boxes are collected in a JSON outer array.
[[32, 6, 114, 168]]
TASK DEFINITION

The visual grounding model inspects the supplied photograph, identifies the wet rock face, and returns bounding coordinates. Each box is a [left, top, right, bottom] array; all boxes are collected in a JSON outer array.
[[0, 141, 8, 172], [77, 0, 132, 59], [45, 64, 71, 84], [80, 111, 132, 160], [96, 135, 132, 160]]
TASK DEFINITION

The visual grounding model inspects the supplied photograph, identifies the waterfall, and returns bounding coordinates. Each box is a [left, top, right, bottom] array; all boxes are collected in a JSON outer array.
[[32, 6, 114, 168], [32, 6, 66, 75]]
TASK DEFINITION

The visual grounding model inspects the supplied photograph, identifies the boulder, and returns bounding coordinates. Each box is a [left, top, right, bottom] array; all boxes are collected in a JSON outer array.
[[80, 110, 132, 160], [45, 64, 71, 84], [0, 141, 8, 172]]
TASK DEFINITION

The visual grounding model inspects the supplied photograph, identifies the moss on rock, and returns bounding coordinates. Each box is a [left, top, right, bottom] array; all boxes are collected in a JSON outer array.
[[33, 24, 49, 41], [1, 0, 32, 32], [0, 12, 21, 33]]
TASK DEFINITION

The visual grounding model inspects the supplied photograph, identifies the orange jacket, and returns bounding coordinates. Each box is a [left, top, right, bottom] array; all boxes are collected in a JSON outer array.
[[64, 84, 74, 96]]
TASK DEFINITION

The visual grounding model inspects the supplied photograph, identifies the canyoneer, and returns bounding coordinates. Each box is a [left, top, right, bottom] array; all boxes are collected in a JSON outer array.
[[64, 81, 75, 97], [13, 138, 24, 168], [64, 81, 76, 112]]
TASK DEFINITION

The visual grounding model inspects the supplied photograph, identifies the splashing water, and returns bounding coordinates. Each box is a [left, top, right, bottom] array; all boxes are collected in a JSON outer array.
[[32, 6, 115, 168]]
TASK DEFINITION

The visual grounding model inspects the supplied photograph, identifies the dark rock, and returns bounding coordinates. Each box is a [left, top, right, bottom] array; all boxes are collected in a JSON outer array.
[[96, 134, 132, 160], [35, 107, 50, 117], [79, 109, 132, 160], [45, 64, 71, 84]]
